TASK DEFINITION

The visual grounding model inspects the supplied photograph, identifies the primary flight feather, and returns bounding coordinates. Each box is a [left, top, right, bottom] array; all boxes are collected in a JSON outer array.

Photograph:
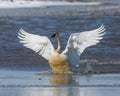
[[18, 29, 55, 60], [18, 25, 106, 73]]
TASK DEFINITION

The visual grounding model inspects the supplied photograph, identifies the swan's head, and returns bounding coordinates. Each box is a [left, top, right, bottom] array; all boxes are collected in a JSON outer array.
[[51, 32, 59, 38]]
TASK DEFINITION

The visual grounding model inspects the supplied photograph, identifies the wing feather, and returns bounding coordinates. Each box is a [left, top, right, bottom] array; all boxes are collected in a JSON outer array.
[[18, 29, 54, 60], [62, 24, 106, 65]]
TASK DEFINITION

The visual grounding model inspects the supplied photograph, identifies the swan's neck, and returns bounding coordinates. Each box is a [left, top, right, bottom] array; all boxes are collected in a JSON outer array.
[[55, 36, 61, 53]]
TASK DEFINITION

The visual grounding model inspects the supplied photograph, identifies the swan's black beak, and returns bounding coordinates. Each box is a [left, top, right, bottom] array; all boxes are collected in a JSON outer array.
[[51, 32, 58, 38], [51, 34, 56, 38]]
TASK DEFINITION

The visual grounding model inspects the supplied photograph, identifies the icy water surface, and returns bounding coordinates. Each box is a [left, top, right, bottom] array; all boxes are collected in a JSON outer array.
[[0, 69, 120, 96]]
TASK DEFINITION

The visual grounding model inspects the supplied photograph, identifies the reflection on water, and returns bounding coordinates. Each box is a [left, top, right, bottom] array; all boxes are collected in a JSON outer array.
[[50, 74, 72, 85], [49, 75, 73, 96]]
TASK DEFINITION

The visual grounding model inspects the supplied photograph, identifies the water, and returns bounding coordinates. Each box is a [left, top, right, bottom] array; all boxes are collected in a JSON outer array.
[[0, 16, 120, 73], [0, 70, 120, 96]]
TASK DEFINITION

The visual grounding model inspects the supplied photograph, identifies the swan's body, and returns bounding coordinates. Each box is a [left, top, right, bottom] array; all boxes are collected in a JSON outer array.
[[18, 25, 106, 73], [49, 52, 71, 73]]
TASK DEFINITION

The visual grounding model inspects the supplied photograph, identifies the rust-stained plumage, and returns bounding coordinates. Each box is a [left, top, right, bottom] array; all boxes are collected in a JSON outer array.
[[49, 52, 71, 73]]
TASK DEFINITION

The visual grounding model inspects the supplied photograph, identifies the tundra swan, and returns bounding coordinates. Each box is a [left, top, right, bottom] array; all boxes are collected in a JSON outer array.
[[18, 25, 106, 73]]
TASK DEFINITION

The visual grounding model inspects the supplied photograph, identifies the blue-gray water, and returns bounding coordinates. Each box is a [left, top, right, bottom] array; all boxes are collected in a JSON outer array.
[[0, 16, 120, 73]]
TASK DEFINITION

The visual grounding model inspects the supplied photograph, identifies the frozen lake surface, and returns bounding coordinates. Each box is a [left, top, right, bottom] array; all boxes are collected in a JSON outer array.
[[0, 69, 120, 96]]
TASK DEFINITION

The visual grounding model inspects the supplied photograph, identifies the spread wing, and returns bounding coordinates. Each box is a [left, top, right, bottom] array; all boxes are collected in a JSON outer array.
[[18, 29, 55, 60], [62, 25, 106, 66]]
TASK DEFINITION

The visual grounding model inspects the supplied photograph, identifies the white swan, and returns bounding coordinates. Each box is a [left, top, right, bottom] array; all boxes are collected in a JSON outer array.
[[18, 24, 106, 73]]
